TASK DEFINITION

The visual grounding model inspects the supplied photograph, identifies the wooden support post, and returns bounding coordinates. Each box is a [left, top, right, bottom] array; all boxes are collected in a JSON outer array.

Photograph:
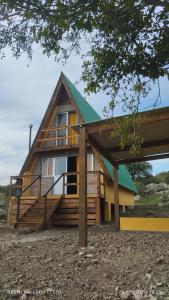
[[96, 172, 101, 224], [79, 125, 87, 247], [44, 195, 47, 228], [113, 163, 120, 231], [16, 197, 21, 222], [39, 175, 42, 198], [63, 174, 65, 195]]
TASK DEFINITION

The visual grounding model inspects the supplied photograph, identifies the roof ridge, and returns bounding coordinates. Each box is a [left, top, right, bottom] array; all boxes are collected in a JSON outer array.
[[63, 73, 102, 122]]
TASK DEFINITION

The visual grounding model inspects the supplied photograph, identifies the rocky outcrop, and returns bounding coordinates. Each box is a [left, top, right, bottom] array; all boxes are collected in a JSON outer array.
[[135, 182, 169, 203], [145, 183, 169, 194]]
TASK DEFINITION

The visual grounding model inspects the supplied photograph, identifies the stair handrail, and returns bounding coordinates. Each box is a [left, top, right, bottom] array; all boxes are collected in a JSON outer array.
[[43, 173, 64, 227], [15, 174, 41, 222]]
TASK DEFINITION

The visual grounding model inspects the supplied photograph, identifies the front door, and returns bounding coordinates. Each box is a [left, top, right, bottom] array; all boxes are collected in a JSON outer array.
[[54, 157, 67, 194], [67, 156, 77, 194]]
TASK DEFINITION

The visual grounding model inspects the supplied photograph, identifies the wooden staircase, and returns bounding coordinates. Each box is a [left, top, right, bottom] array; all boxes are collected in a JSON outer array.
[[8, 172, 105, 229], [14, 196, 63, 229], [53, 195, 99, 226], [10, 195, 100, 229]]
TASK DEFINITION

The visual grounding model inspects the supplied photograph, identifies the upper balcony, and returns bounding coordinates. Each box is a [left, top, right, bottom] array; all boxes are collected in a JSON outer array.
[[35, 126, 79, 152]]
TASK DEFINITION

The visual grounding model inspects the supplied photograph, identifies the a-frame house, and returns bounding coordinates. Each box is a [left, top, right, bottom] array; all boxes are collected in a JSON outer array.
[[8, 72, 137, 229]]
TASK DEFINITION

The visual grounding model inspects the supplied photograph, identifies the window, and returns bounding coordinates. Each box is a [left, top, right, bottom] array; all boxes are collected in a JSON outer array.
[[94, 155, 100, 171], [55, 157, 67, 175], [42, 158, 53, 176], [87, 154, 100, 171], [87, 154, 94, 171], [56, 113, 68, 146]]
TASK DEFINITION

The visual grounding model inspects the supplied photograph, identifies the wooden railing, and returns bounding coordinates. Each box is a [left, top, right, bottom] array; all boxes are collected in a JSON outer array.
[[10, 171, 106, 199], [37, 126, 79, 148], [43, 174, 64, 227], [9, 174, 41, 198], [62, 171, 105, 197], [42, 171, 106, 227], [14, 175, 41, 222], [9, 171, 106, 226]]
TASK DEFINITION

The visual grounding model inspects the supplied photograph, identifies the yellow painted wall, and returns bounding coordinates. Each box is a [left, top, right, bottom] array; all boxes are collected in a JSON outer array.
[[104, 202, 112, 222], [105, 178, 134, 206], [68, 112, 77, 145], [120, 217, 169, 232]]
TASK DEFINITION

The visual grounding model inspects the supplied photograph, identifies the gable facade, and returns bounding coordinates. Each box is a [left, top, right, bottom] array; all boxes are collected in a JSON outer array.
[[8, 73, 136, 227]]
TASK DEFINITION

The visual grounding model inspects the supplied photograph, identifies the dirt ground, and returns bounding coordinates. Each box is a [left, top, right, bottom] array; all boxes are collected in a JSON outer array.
[[0, 223, 169, 300]]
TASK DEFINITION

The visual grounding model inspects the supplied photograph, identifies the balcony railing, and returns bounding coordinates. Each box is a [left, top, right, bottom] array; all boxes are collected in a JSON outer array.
[[9, 171, 106, 198], [36, 126, 79, 149]]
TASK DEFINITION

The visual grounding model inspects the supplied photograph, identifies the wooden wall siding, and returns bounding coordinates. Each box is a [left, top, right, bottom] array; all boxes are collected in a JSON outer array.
[[8, 196, 38, 225], [53, 197, 97, 226], [39, 105, 78, 149], [56, 104, 75, 114], [87, 173, 97, 194], [57, 84, 70, 106], [30, 177, 54, 196], [30, 159, 41, 195], [105, 178, 134, 206]]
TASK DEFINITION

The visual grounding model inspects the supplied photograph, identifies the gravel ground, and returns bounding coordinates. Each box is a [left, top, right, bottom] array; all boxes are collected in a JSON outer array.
[[0, 224, 169, 300]]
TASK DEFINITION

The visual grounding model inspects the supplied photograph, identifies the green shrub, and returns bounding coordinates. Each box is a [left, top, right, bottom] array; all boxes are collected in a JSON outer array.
[[135, 181, 146, 195], [153, 172, 169, 184]]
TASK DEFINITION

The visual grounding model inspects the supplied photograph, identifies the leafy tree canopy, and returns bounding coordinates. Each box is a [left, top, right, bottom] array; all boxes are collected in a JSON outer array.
[[0, 1, 169, 149], [128, 162, 152, 180]]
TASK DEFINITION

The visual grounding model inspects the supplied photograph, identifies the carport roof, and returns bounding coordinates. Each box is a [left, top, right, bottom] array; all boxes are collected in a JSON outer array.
[[72, 106, 169, 165]]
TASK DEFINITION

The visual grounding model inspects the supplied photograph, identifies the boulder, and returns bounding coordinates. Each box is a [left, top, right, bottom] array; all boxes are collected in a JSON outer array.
[[135, 195, 141, 201], [145, 183, 169, 194], [158, 183, 169, 190], [145, 183, 160, 194]]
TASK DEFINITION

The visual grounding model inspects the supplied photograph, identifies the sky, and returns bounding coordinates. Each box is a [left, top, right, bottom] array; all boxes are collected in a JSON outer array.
[[0, 45, 169, 185]]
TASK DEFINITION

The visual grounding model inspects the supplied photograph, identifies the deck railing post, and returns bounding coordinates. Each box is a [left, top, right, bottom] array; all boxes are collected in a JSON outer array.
[[63, 174, 65, 195], [9, 176, 12, 199], [96, 172, 101, 224], [16, 196, 20, 222], [44, 195, 47, 228], [79, 125, 87, 247], [39, 175, 42, 198], [113, 163, 120, 231]]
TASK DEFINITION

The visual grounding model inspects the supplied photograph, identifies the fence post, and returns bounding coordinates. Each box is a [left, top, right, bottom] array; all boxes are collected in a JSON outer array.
[[16, 197, 20, 222]]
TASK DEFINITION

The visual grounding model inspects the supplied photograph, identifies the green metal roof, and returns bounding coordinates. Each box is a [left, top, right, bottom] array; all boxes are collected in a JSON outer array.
[[64, 73, 137, 194]]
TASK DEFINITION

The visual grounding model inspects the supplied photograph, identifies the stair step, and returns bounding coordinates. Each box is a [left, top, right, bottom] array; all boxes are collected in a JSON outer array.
[[17, 221, 43, 225], [13, 195, 98, 228], [25, 213, 44, 217], [20, 217, 44, 221], [16, 224, 43, 228]]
